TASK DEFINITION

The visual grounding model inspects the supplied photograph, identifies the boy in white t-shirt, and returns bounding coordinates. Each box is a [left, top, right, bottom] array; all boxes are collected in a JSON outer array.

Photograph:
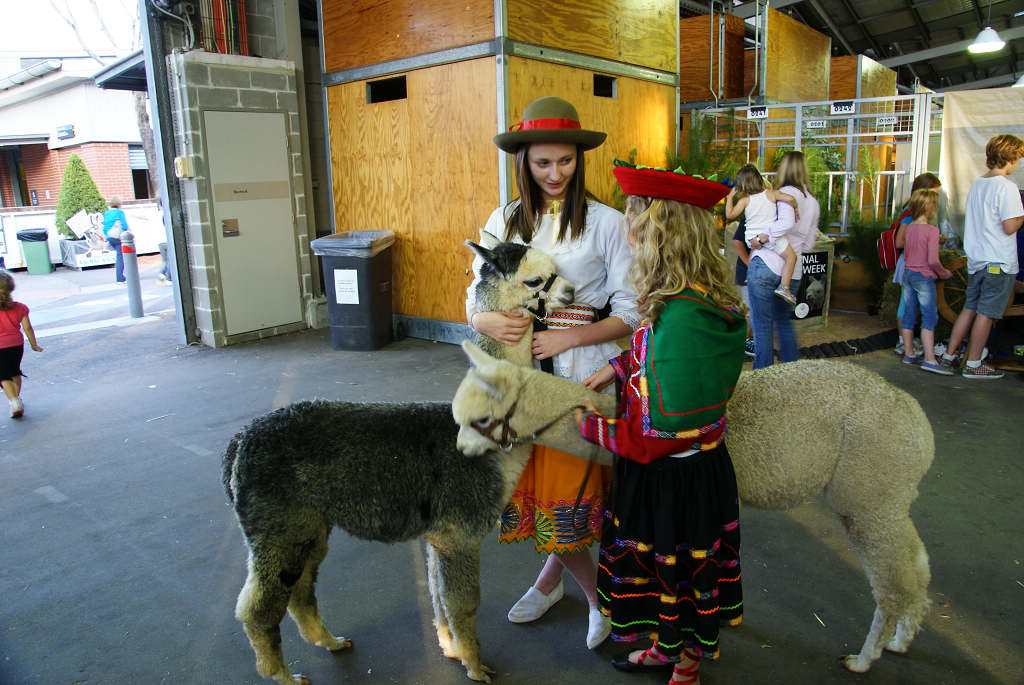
[[940, 134, 1024, 379]]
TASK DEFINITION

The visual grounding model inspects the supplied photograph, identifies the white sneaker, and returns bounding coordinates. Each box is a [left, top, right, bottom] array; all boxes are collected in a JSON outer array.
[[586, 608, 611, 649], [508, 580, 563, 623], [10, 397, 24, 418]]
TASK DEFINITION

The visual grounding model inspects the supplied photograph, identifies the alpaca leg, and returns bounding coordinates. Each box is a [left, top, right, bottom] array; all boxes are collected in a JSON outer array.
[[434, 543, 492, 682], [287, 527, 351, 652], [236, 553, 306, 685], [425, 542, 456, 658], [886, 536, 931, 654], [840, 514, 931, 672]]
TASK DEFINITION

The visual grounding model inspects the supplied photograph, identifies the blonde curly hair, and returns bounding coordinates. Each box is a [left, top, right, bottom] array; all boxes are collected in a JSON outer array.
[[625, 196, 742, 324]]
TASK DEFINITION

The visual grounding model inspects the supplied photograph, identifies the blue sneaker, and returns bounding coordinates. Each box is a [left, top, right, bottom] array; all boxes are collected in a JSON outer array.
[[744, 338, 755, 357], [902, 354, 923, 365]]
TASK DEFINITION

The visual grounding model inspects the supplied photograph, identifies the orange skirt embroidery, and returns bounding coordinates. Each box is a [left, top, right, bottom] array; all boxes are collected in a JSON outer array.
[[499, 444, 611, 554]]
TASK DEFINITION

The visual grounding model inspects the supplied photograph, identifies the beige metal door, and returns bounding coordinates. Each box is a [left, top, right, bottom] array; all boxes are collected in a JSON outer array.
[[204, 110, 302, 336]]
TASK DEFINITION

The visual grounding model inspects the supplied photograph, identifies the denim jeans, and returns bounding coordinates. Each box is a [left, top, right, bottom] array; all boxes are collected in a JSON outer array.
[[901, 268, 937, 331], [747, 256, 799, 369], [107, 237, 125, 282]]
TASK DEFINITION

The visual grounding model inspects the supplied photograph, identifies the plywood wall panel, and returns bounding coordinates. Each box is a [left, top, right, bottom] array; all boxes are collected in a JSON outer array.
[[321, 0, 494, 73], [763, 7, 829, 103], [679, 13, 746, 103], [829, 55, 859, 100], [858, 55, 897, 99], [327, 59, 499, 322], [507, 0, 677, 72], [507, 56, 677, 206]]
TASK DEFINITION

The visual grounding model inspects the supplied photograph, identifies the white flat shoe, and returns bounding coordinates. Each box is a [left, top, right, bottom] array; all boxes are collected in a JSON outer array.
[[586, 608, 611, 649], [507, 580, 563, 623]]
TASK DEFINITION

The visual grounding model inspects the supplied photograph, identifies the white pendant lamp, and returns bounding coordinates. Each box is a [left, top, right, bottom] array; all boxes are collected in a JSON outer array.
[[968, 2, 1005, 54], [1014, 74, 1024, 87]]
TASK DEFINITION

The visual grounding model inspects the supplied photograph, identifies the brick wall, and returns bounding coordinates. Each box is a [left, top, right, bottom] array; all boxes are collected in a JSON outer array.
[[19, 142, 136, 207], [0, 157, 14, 207]]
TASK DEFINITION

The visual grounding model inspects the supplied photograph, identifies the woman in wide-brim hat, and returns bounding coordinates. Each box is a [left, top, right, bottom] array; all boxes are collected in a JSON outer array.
[[465, 96, 641, 650]]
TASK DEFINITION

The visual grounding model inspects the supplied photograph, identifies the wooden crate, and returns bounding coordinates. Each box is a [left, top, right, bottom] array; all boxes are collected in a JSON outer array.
[[829, 55, 896, 100], [679, 13, 746, 103], [321, 0, 676, 74], [507, 56, 678, 207], [763, 7, 830, 104], [507, 0, 677, 72], [327, 58, 499, 323]]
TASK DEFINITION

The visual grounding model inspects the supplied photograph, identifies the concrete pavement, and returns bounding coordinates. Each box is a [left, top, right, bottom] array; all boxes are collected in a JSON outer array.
[[1, 261, 1021, 684]]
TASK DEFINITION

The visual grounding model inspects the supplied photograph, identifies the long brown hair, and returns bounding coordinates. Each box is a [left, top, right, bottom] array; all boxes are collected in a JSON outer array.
[[504, 144, 589, 244], [0, 269, 14, 310], [775, 151, 811, 197], [731, 164, 767, 200], [625, 196, 741, 324]]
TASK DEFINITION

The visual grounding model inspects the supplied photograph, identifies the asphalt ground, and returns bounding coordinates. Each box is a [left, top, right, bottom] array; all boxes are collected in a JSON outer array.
[[1, 259, 1022, 685]]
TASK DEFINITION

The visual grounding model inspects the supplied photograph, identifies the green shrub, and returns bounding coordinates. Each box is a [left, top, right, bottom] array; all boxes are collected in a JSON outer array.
[[54, 154, 107, 239], [835, 219, 889, 312]]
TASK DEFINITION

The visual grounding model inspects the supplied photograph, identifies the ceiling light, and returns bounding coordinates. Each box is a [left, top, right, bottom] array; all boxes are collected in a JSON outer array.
[[1014, 74, 1024, 87], [968, 26, 1006, 53]]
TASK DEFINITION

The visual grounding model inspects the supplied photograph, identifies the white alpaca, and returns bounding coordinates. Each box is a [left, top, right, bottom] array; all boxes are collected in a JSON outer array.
[[452, 341, 933, 673], [465, 232, 575, 367]]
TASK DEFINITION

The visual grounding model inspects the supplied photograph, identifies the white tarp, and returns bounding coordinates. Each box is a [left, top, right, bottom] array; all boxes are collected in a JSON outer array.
[[939, 87, 1024, 240]]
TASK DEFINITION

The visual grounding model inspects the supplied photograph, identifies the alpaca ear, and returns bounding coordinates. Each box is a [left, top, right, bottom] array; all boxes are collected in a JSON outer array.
[[465, 240, 507, 279], [477, 229, 501, 249], [461, 339, 495, 369]]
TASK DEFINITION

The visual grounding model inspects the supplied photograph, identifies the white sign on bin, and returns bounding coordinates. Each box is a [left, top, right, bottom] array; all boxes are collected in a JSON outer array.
[[877, 115, 898, 126], [806, 119, 827, 129], [333, 269, 360, 305], [747, 106, 768, 119]]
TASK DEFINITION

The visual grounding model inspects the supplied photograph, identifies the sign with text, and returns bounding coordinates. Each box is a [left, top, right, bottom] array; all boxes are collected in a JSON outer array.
[[791, 250, 829, 320], [830, 100, 855, 115], [805, 119, 827, 129], [876, 115, 898, 127], [747, 106, 768, 120]]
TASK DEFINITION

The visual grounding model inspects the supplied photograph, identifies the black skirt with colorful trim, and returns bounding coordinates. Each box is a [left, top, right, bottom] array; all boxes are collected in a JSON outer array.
[[597, 442, 742, 660]]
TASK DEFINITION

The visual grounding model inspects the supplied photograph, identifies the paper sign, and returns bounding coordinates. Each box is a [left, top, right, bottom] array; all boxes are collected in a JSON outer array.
[[830, 100, 855, 115], [747, 106, 768, 119], [333, 269, 359, 305], [806, 119, 827, 129], [877, 116, 898, 126]]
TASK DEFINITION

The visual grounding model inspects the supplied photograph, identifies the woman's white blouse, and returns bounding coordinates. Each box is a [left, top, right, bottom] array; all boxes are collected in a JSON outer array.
[[466, 199, 641, 382]]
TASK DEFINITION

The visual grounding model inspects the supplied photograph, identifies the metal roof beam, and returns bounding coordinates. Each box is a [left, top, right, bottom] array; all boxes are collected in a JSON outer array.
[[880, 25, 1024, 66], [731, 0, 803, 19]]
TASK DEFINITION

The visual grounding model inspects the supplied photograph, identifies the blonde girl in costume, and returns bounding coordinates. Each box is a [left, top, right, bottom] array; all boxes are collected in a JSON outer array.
[[576, 165, 746, 685], [466, 96, 641, 649], [0, 269, 43, 418]]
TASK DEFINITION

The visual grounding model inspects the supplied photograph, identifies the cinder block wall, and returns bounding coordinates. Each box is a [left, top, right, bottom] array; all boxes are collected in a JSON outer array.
[[167, 51, 313, 348]]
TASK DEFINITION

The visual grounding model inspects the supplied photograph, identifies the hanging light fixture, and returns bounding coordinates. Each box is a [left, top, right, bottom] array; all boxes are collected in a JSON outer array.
[[1014, 74, 1024, 87], [968, 1, 1005, 54]]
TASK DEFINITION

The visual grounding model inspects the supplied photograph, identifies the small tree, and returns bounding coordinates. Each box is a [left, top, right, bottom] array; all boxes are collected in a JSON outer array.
[[54, 154, 108, 238]]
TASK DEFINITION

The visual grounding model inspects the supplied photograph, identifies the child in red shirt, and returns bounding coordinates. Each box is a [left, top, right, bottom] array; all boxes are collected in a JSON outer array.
[[0, 269, 43, 418]]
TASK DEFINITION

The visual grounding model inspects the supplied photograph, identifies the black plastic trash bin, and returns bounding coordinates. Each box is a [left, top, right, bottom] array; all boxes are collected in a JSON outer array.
[[310, 230, 395, 350], [16, 228, 53, 275]]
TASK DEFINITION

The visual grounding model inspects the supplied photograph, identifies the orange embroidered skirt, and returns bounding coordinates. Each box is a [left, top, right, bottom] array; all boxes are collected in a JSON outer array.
[[498, 444, 612, 554]]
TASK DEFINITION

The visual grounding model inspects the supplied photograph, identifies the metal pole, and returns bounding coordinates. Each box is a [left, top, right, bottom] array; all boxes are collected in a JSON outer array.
[[121, 230, 144, 318]]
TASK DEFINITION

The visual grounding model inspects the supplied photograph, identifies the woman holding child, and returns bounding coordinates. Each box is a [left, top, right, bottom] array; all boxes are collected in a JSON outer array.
[[740, 153, 820, 369]]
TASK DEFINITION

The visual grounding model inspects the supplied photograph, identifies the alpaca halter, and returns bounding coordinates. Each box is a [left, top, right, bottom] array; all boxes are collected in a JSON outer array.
[[525, 273, 561, 323], [470, 401, 585, 452]]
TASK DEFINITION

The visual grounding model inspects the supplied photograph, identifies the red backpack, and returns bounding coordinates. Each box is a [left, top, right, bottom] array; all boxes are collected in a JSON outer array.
[[878, 207, 912, 270]]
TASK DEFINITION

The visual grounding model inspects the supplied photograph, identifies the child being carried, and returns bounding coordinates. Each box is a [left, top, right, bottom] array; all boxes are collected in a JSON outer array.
[[726, 164, 800, 305]]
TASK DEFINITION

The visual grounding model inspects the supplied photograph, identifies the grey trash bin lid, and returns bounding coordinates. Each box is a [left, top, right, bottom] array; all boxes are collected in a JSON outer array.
[[16, 228, 48, 242], [311, 230, 395, 256]]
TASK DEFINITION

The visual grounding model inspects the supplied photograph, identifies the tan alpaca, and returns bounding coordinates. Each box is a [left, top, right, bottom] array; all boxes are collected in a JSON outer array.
[[453, 341, 933, 674]]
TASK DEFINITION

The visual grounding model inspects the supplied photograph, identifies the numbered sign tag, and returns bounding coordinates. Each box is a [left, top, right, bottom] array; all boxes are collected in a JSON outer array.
[[830, 100, 855, 115], [747, 106, 768, 120]]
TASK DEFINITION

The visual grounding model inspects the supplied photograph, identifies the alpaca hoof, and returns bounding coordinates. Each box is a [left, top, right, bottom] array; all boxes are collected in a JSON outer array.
[[466, 664, 493, 682], [840, 654, 872, 673], [320, 636, 351, 652]]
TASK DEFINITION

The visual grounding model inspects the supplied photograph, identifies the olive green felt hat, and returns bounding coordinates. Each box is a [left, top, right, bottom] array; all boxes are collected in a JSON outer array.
[[493, 96, 607, 153]]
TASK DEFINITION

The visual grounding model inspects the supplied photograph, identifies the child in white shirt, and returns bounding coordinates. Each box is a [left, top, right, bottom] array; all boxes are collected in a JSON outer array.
[[725, 164, 799, 305]]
